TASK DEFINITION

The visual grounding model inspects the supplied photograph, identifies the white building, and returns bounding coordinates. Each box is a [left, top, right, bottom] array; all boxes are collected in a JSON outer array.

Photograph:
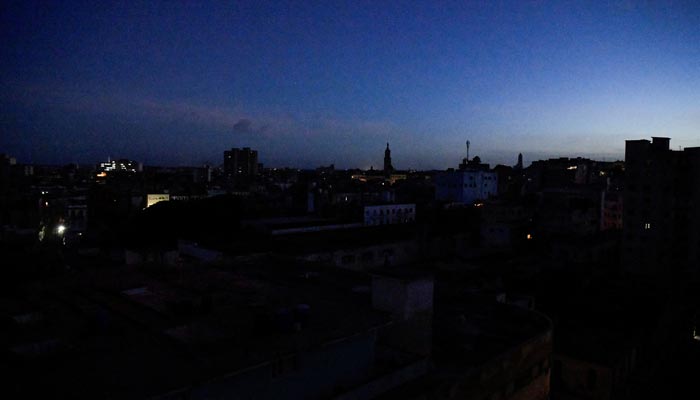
[[146, 194, 170, 208], [435, 168, 498, 205], [364, 204, 416, 226]]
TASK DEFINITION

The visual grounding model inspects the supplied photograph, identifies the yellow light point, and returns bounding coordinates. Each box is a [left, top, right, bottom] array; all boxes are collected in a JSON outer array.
[[527, 234, 533, 240]]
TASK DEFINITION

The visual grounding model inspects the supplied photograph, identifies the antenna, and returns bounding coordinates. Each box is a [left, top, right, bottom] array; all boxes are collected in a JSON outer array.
[[466, 140, 470, 161]]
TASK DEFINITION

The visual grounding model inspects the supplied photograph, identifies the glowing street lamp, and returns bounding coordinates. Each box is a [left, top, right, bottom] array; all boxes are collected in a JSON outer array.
[[56, 225, 66, 235]]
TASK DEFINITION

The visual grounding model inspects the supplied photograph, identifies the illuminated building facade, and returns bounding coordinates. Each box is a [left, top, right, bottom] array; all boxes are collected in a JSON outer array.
[[96, 158, 142, 176], [146, 194, 170, 208], [436, 157, 498, 205]]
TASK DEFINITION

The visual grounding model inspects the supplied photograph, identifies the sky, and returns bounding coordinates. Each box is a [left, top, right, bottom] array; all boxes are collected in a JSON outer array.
[[2, 1, 700, 169]]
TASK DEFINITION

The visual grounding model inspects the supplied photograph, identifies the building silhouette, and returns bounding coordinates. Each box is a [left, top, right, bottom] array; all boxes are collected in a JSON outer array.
[[384, 142, 394, 174], [224, 147, 259, 179], [623, 137, 700, 275], [515, 153, 524, 170]]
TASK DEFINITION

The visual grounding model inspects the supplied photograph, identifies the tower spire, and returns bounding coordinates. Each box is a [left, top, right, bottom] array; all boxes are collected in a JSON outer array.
[[384, 142, 393, 173], [515, 153, 523, 169]]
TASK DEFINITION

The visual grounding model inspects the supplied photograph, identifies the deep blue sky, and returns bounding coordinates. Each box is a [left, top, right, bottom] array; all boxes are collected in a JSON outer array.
[[2, 1, 699, 169]]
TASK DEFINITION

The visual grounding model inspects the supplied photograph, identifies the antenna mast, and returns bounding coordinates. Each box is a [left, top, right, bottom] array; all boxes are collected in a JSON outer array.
[[466, 140, 470, 162]]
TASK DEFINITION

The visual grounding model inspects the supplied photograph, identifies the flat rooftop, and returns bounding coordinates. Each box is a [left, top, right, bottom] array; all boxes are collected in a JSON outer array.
[[1, 259, 390, 398]]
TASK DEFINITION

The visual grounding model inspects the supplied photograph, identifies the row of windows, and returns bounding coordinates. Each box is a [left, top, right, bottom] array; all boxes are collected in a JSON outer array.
[[366, 217, 415, 225], [340, 248, 399, 265], [444, 183, 495, 189], [365, 208, 414, 216]]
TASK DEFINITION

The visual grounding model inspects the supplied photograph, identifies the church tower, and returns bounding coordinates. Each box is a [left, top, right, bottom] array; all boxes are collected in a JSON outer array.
[[384, 142, 394, 173], [515, 153, 523, 169]]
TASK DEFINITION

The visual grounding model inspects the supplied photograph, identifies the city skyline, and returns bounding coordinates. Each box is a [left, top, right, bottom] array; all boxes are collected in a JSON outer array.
[[2, 1, 700, 168]]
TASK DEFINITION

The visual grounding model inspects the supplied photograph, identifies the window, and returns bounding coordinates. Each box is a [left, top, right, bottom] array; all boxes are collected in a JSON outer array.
[[644, 223, 651, 230]]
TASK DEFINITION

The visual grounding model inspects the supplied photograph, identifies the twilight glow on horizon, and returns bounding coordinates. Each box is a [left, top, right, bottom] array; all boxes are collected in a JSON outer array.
[[2, 1, 699, 169]]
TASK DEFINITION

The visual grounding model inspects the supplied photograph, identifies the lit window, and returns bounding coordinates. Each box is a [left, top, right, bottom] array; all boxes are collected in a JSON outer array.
[[644, 223, 651, 230]]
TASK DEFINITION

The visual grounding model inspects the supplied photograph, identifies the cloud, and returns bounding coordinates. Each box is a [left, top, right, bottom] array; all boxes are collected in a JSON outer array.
[[232, 118, 268, 135]]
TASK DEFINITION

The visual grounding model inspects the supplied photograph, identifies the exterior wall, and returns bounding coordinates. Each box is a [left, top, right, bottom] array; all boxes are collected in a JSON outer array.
[[551, 344, 636, 400], [161, 331, 378, 400], [446, 327, 553, 400], [371, 276, 433, 320], [552, 356, 614, 400], [600, 191, 622, 231], [372, 275, 434, 356], [549, 239, 618, 269], [300, 241, 417, 271], [334, 358, 430, 400], [364, 204, 416, 226], [224, 147, 259, 178], [66, 204, 88, 232], [622, 137, 700, 274], [435, 170, 498, 204], [685, 147, 700, 274], [124, 249, 179, 266], [481, 222, 513, 247], [178, 241, 223, 263], [146, 194, 170, 208]]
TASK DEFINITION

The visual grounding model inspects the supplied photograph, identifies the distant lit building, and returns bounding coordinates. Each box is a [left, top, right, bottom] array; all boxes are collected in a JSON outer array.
[[0, 153, 17, 166], [623, 137, 700, 275], [436, 156, 498, 205], [224, 147, 259, 178], [146, 194, 170, 208], [96, 158, 141, 176]]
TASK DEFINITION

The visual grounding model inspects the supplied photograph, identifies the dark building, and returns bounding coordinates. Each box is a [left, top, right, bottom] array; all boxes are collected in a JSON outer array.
[[224, 147, 259, 179], [384, 142, 394, 173], [623, 137, 700, 275]]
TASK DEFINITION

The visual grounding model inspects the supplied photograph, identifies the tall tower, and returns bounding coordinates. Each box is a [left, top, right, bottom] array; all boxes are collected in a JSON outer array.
[[384, 142, 394, 173], [515, 153, 523, 169]]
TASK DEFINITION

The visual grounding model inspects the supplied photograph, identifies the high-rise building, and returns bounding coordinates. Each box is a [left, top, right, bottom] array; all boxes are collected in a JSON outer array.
[[384, 143, 394, 173], [623, 137, 700, 275], [224, 147, 259, 178]]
